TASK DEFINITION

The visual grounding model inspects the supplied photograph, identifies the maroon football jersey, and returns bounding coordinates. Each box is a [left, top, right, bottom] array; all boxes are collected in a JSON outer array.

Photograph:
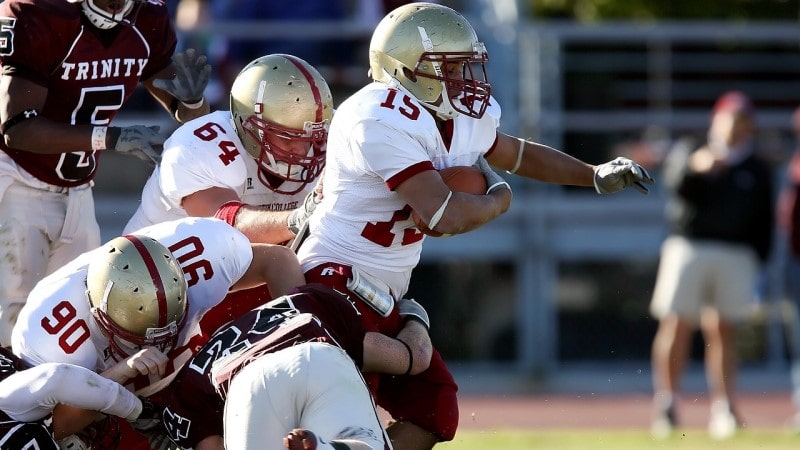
[[159, 284, 366, 448], [0, 0, 176, 186]]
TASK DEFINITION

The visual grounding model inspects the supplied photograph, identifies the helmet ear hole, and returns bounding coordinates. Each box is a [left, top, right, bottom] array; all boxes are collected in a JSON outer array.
[[86, 235, 188, 361], [403, 68, 417, 82]]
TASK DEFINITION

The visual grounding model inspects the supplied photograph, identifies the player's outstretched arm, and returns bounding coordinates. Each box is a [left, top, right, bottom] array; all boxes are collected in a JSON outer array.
[[488, 132, 654, 194]]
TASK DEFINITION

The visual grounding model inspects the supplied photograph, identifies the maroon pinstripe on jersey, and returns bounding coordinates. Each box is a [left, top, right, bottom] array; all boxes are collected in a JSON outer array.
[[0, 0, 176, 187], [159, 284, 366, 448]]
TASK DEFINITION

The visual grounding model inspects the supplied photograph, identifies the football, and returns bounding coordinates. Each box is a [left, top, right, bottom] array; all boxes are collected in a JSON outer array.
[[412, 165, 488, 237]]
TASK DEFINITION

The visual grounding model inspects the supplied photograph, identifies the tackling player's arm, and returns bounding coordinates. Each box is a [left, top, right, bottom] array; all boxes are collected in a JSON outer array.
[[50, 349, 167, 439], [362, 320, 432, 375], [396, 168, 511, 237], [183, 187, 297, 244], [228, 243, 306, 296]]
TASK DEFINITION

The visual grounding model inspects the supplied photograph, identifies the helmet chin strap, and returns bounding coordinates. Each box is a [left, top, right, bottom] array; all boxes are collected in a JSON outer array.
[[385, 77, 459, 121], [431, 89, 459, 120]]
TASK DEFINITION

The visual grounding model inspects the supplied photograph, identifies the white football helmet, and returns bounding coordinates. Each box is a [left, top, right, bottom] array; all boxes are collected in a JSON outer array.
[[230, 54, 333, 195], [66, 0, 143, 30], [86, 235, 187, 361], [369, 2, 491, 120]]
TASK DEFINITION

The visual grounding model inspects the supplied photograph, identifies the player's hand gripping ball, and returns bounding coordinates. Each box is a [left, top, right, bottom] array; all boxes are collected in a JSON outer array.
[[412, 166, 488, 237]]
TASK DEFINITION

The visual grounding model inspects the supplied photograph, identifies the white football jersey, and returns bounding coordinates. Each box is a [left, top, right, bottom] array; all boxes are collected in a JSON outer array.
[[124, 110, 311, 234], [297, 82, 501, 298], [11, 217, 253, 394]]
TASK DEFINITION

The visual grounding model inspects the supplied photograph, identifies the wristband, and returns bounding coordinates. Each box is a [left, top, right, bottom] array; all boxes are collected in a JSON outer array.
[[426, 190, 452, 231], [507, 138, 525, 174], [181, 98, 205, 110], [487, 181, 511, 194], [92, 126, 108, 151], [398, 339, 413, 376], [214, 201, 245, 226]]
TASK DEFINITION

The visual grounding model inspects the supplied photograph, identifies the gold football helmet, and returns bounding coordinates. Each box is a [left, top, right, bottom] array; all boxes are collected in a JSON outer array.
[[230, 54, 333, 195], [87, 235, 187, 361], [66, 0, 144, 29], [369, 2, 491, 120]]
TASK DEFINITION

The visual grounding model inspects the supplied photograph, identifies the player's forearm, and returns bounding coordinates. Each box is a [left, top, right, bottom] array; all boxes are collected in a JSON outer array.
[[516, 141, 595, 186], [51, 404, 103, 440], [2, 118, 98, 154], [173, 97, 210, 123], [235, 207, 296, 244], [362, 327, 431, 375], [433, 190, 511, 236]]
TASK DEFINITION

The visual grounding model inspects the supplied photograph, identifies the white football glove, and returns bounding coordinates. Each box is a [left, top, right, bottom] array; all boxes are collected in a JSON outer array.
[[152, 48, 211, 105], [593, 157, 655, 194], [397, 298, 430, 330], [107, 125, 163, 166], [287, 184, 322, 235]]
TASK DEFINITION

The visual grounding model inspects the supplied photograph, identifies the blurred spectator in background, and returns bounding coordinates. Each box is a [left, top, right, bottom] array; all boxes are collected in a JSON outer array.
[[777, 105, 800, 430], [649, 91, 774, 440]]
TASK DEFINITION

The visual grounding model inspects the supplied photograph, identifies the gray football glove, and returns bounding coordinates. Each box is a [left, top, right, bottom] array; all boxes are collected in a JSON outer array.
[[474, 156, 512, 195], [152, 48, 211, 104], [397, 298, 430, 330], [107, 125, 163, 166], [593, 157, 655, 195], [128, 397, 161, 432]]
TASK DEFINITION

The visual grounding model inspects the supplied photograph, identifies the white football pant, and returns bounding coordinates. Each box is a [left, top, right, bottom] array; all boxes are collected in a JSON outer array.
[[224, 342, 388, 450]]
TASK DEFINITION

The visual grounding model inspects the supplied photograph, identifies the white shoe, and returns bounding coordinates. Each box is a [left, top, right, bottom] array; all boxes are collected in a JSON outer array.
[[651, 404, 676, 439], [708, 401, 738, 440]]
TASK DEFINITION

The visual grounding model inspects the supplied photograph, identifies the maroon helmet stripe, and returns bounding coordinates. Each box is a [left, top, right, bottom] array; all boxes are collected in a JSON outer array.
[[124, 235, 168, 327], [283, 54, 323, 122]]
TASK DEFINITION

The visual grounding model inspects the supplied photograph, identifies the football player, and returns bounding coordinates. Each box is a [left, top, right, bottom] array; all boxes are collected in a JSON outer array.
[[0, 346, 159, 449], [0, 0, 212, 347], [153, 283, 431, 450], [124, 53, 332, 246], [10, 217, 305, 443], [295, 3, 655, 449]]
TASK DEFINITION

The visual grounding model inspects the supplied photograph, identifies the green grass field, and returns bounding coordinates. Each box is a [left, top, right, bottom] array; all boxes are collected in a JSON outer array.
[[440, 429, 800, 449]]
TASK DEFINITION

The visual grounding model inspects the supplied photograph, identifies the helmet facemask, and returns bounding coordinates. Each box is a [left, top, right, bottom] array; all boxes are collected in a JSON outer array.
[[68, 0, 143, 30], [412, 41, 491, 120], [92, 304, 186, 362], [241, 113, 328, 195]]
